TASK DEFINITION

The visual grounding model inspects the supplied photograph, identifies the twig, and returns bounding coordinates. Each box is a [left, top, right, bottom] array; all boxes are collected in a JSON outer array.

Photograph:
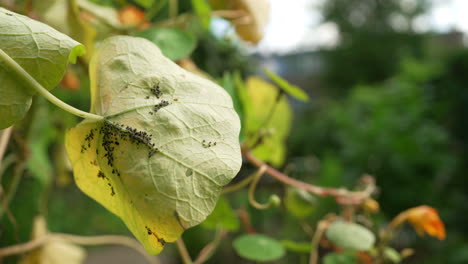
[[0, 127, 13, 170], [309, 220, 328, 264], [241, 147, 375, 205], [211, 10, 248, 19], [223, 173, 255, 194], [248, 165, 270, 209], [0, 233, 159, 264], [0, 160, 27, 219], [176, 238, 193, 264], [193, 230, 227, 264]]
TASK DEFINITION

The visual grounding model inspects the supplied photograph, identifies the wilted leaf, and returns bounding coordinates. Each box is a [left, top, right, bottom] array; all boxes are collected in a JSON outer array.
[[245, 77, 292, 166], [0, 8, 85, 129], [19, 216, 86, 264], [233, 234, 285, 261], [264, 68, 309, 102], [66, 36, 241, 255], [326, 221, 376, 251], [77, 0, 122, 32], [233, 0, 270, 44], [136, 27, 196, 61], [201, 197, 239, 231]]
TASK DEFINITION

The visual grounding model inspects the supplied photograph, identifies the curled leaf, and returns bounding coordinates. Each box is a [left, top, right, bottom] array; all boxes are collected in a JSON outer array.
[[0, 8, 85, 129], [233, 0, 270, 44], [66, 36, 241, 255]]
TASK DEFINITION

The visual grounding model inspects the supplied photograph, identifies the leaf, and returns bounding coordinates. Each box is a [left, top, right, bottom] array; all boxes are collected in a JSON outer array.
[[281, 240, 312, 253], [233, 234, 285, 262], [219, 72, 245, 140], [232, 0, 270, 44], [65, 36, 241, 255], [264, 68, 309, 102], [323, 252, 357, 264], [135, 27, 196, 61], [384, 247, 402, 263], [32, 0, 96, 62], [326, 221, 376, 251], [245, 77, 292, 166], [201, 197, 239, 231], [0, 8, 85, 129], [284, 187, 316, 219], [19, 216, 86, 264], [135, 0, 155, 9], [191, 0, 212, 29]]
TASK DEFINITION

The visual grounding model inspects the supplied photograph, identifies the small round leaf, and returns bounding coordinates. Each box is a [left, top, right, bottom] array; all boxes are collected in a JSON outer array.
[[233, 234, 285, 262], [326, 221, 375, 251]]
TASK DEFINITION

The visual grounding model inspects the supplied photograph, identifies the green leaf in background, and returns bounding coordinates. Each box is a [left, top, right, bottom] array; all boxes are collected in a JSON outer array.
[[0, 8, 85, 129], [281, 240, 312, 253], [66, 36, 241, 255], [264, 67, 309, 102], [136, 27, 196, 61], [201, 197, 239, 231], [191, 0, 212, 29], [326, 221, 376, 251], [284, 187, 316, 219], [220, 72, 245, 141], [384, 247, 402, 263], [135, 0, 155, 9], [233, 234, 285, 262], [323, 252, 357, 264], [245, 77, 292, 167]]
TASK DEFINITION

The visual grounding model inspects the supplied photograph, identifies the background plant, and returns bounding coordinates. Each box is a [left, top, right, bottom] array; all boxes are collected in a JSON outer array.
[[0, 0, 463, 263]]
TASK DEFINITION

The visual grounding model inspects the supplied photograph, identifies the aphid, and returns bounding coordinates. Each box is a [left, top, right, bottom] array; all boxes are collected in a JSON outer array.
[[150, 83, 162, 98], [145, 96, 150, 99], [174, 98, 179, 101]]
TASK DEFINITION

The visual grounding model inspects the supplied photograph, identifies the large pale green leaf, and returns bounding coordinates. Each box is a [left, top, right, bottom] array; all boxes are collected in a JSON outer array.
[[65, 36, 241, 255], [0, 8, 85, 129], [245, 77, 292, 166], [326, 221, 376, 251], [233, 234, 285, 262]]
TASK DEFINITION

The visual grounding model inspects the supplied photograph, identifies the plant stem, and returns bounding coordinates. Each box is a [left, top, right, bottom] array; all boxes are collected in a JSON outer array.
[[0, 233, 159, 264], [176, 238, 193, 264], [0, 48, 104, 121], [0, 127, 13, 170], [248, 165, 271, 210], [309, 220, 327, 264], [241, 146, 375, 205], [223, 172, 255, 194], [193, 230, 227, 264]]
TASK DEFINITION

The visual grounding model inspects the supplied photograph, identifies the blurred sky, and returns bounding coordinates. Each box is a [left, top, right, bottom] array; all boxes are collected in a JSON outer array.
[[254, 0, 468, 54]]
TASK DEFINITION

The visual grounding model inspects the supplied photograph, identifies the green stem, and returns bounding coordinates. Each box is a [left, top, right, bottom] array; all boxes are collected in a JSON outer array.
[[0, 48, 104, 121]]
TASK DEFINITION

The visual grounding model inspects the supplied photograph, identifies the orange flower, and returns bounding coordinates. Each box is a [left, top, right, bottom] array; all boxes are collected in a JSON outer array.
[[391, 205, 446, 240], [118, 6, 148, 28]]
